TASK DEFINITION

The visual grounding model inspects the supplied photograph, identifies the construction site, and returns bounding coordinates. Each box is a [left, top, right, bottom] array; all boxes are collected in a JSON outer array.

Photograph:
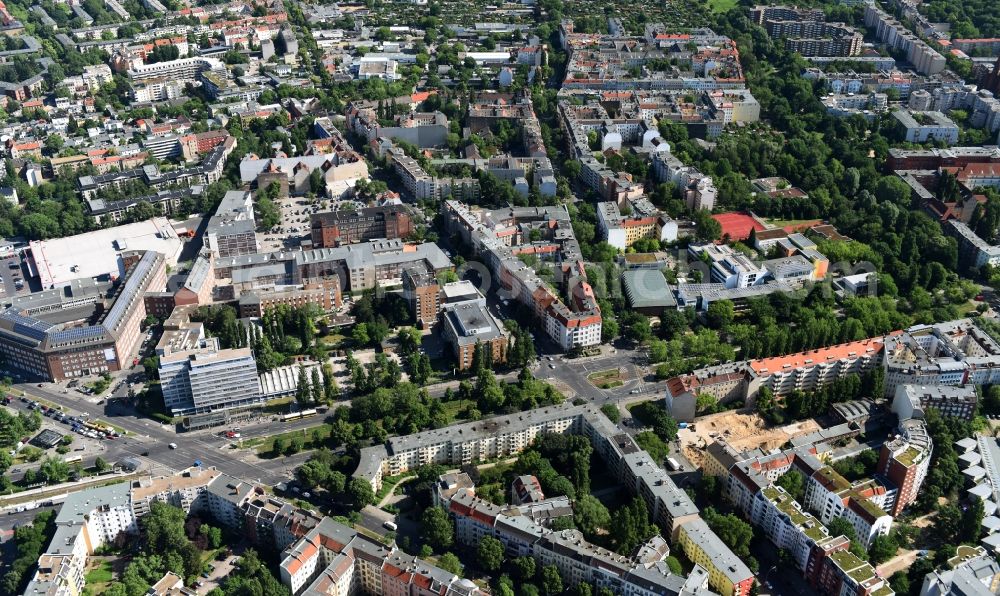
[[679, 410, 822, 469]]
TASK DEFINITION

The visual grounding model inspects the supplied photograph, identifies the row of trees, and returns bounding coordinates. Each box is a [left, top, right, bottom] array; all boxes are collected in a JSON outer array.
[[706, 291, 912, 362], [193, 303, 324, 373], [293, 363, 339, 407], [296, 448, 376, 508], [2, 510, 55, 594], [755, 369, 882, 424], [100, 502, 227, 596]]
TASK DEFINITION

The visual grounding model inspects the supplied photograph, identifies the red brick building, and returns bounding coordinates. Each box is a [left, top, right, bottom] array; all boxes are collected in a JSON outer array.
[[310, 205, 413, 248]]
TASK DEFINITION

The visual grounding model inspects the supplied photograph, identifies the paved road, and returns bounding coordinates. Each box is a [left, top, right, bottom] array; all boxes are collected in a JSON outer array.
[[8, 341, 664, 501], [0, 505, 57, 539], [534, 344, 659, 406], [12, 384, 295, 486]]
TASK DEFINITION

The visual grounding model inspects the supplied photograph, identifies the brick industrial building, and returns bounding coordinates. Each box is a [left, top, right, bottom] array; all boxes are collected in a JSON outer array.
[[0, 251, 166, 380], [310, 205, 413, 248]]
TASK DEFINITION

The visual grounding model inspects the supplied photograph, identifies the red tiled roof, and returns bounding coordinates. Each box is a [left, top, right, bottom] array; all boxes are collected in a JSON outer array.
[[748, 336, 887, 375]]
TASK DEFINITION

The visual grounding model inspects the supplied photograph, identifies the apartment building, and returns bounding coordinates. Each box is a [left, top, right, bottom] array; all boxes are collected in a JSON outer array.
[[354, 402, 752, 596], [353, 405, 583, 492], [380, 143, 482, 202], [797, 464, 893, 547], [816, 550, 895, 596], [401, 267, 440, 327], [204, 190, 258, 258], [447, 491, 713, 596], [947, 220, 1000, 269], [240, 149, 369, 199], [128, 56, 225, 83], [346, 101, 450, 146], [444, 200, 602, 351], [784, 34, 863, 57], [156, 306, 262, 416], [864, 5, 945, 75], [707, 90, 763, 124], [893, 110, 960, 145], [878, 418, 933, 516], [666, 336, 885, 421], [128, 57, 226, 102], [883, 319, 1000, 394], [751, 485, 835, 572], [310, 205, 413, 248], [279, 516, 484, 596], [560, 22, 747, 91], [24, 484, 137, 596], [677, 518, 754, 596], [751, 6, 862, 57], [237, 279, 341, 318], [748, 336, 886, 398], [441, 291, 509, 371], [725, 448, 810, 518], [387, 145, 435, 200], [652, 152, 717, 211], [718, 440, 899, 596], [25, 466, 288, 596], [821, 91, 889, 120], [79, 139, 235, 201], [892, 384, 978, 421], [597, 201, 678, 250]]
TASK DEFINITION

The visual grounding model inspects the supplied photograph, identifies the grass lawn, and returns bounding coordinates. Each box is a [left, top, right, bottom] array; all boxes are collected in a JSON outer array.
[[375, 473, 415, 502], [957, 301, 982, 316], [318, 333, 346, 347], [255, 423, 332, 456], [263, 397, 295, 413], [708, 0, 738, 13], [84, 561, 113, 588], [588, 369, 624, 389], [440, 399, 475, 422]]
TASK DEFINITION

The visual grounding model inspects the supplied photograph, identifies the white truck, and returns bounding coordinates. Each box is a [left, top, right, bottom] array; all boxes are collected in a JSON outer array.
[[666, 458, 682, 471]]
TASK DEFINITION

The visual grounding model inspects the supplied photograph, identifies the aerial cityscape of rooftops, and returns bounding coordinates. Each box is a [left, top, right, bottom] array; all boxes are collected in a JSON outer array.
[[5, 0, 1000, 594]]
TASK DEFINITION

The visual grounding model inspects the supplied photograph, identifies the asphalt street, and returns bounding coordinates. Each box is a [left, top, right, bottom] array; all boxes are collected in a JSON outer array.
[[3, 342, 667, 540], [534, 345, 658, 407], [11, 384, 298, 486]]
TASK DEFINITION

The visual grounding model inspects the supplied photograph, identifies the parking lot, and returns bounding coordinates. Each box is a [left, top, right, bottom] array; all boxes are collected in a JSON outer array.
[[256, 196, 319, 252], [2, 400, 110, 480], [6, 395, 126, 443], [0, 255, 27, 299], [257, 196, 370, 253]]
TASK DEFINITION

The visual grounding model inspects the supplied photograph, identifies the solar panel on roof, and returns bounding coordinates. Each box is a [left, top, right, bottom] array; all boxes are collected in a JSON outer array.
[[103, 252, 156, 332], [13, 322, 48, 341], [1, 308, 54, 342], [49, 325, 106, 344]]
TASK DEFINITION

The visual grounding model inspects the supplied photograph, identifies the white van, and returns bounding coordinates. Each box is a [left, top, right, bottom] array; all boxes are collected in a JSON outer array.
[[383, 521, 398, 531], [168, 443, 177, 449]]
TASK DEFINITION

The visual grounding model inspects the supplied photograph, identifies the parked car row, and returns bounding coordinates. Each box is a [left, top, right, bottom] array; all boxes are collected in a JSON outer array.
[[21, 396, 119, 440]]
